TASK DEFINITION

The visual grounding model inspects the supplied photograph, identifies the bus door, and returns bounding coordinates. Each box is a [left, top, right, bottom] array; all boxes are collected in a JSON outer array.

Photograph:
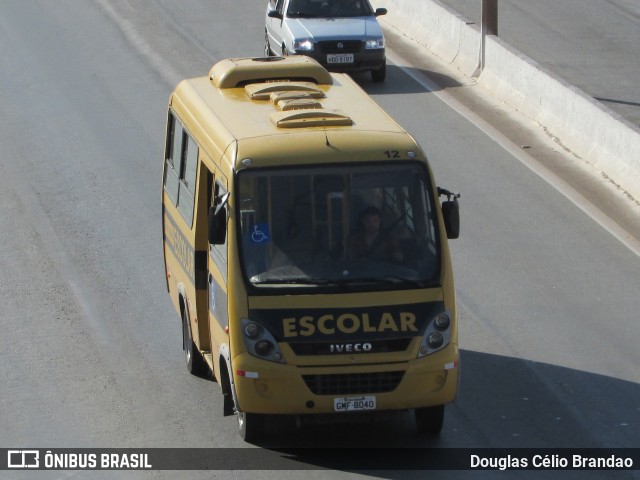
[[207, 172, 230, 368]]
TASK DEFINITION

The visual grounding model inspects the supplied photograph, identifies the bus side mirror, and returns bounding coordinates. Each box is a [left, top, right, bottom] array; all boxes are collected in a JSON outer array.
[[438, 187, 460, 240], [375, 8, 387, 16], [268, 9, 283, 19], [208, 206, 227, 245], [442, 198, 460, 239]]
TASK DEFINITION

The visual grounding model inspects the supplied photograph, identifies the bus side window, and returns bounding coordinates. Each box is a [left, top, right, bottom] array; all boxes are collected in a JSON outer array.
[[164, 111, 198, 228], [177, 135, 198, 226], [164, 111, 182, 207]]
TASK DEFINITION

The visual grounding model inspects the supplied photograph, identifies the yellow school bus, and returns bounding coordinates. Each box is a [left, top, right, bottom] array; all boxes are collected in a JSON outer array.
[[162, 56, 461, 442]]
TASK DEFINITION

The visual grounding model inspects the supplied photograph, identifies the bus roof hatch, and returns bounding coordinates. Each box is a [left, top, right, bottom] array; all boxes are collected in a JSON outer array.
[[270, 110, 352, 128], [210, 56, 333, 89]]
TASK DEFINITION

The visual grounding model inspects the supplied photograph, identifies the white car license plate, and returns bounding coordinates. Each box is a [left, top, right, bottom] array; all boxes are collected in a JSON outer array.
[[327, 53, 354, 64], [334, 396, 376, 412]]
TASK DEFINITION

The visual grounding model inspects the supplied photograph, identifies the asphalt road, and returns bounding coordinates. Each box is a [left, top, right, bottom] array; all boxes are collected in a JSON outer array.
[[435, 0, 640, 128], [1, 1, 639, 479]]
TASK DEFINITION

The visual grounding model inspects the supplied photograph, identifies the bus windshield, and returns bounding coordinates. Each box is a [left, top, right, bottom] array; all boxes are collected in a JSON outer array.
[[237, 162, 441, 290]]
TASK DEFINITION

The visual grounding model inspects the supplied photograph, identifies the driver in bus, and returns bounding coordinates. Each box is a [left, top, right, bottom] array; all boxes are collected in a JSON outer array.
[[347, 206, 403, 262]]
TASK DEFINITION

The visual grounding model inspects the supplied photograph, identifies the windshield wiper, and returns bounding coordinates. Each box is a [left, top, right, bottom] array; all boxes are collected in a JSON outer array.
[[251, 278, 337, 286], [340, 276, 430, 287]]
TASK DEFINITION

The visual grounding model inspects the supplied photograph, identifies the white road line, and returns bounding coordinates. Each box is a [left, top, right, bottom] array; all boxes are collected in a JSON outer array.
[[95, 0, 182, 89]]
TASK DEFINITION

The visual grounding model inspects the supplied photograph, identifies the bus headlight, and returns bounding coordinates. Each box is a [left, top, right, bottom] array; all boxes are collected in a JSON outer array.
[[417, 310, 452, 358], [434, 312, 450, 330], [427, 332, 444, 349], [241, 319, 286, 364], [244, 322, 261, 338], [254, 339, 274, 357]]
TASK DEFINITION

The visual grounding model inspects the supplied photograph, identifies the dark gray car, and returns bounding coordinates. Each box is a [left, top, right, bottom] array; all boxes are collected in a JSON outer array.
[[265, 0, 388, 82]]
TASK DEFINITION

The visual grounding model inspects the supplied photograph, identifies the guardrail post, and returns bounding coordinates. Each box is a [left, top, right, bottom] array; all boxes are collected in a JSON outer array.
[[480, 0, 498, 72]]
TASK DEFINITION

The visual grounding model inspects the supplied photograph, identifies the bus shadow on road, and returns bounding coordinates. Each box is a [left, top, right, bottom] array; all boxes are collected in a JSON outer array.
[[251, 349, 639, 469]]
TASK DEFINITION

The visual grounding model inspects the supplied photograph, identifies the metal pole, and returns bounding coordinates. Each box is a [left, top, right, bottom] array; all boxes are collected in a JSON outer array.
[[480, 0, 498, 72]]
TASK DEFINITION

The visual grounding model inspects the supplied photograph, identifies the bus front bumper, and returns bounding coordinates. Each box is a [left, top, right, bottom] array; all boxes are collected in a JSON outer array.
[[232, 345, 459, 415]]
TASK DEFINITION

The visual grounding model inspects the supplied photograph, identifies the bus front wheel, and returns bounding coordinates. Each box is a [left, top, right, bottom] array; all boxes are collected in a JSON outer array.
[[415, 405, 445, 434], [237, 410, 265, 443]]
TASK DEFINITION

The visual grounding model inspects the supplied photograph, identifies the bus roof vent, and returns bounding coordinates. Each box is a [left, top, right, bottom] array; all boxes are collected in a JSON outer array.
[[276, 98, 324, 111], [210, 56, 333, 88], [270, 110, 353, 128], [270, 91, 325, 104], [245, 82, 324, 101]]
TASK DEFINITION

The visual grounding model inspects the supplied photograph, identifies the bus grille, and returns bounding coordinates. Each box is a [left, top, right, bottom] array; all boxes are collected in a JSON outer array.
[[302, 371, 404, 395]]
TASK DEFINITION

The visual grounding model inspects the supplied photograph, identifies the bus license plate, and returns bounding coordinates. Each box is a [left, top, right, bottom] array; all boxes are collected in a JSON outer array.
[[327, 53, 354, 64], [334, 396, 376, 412]]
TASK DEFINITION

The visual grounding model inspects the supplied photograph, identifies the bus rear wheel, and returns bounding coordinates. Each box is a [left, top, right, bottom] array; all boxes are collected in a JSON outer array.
[[415, 405, 445, 434], [182, 306, 206, 375]]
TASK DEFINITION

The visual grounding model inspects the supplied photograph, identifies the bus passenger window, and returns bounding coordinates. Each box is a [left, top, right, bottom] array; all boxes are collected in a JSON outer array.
[[164, 111, 198, 227], [176, 135, 198, 226], [164, 112, 182, 206]]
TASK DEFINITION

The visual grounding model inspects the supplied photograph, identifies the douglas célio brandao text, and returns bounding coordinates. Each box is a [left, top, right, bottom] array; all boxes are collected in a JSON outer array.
[[470, 454, 634, 470]]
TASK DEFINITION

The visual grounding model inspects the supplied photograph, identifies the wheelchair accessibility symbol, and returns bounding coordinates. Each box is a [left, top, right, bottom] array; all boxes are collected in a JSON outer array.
[[250, 224, 270, 244]]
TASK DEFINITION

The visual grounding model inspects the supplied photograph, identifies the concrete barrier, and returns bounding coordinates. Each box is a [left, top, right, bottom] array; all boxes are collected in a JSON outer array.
[[371, 0, 480, 76], [371, 0, 640, 202]]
